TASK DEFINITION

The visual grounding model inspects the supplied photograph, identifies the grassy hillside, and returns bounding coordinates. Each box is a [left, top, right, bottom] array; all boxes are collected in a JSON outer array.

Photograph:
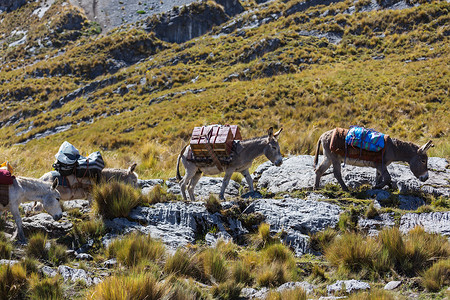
[[0, 0, 448, 178]]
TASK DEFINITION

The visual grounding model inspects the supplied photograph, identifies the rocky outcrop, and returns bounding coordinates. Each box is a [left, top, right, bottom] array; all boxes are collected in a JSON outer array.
[[104, 201, 247, 249], [21, 213, 73, 238], [255, 156, 450, 197], [41, 265, 102, 286], [145, 2, 229, 44], [327, 280, 370, 295], [215, 0, 244, 17], [245, 197, 342, 255], [400, 212, 450, 236], [166, 176, 241, 200], [0, 0, 26, 12]]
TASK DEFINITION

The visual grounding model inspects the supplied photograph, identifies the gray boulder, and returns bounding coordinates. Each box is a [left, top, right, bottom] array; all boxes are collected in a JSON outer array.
[[166, 176, 240, 200], [58, 265, 101, 286], [247, 198, 342, 255], [358, 213, 396, 236], [277, 281, 315, 294], [105, 201, 247, 250], [255, 155, 450, 197], [21, 213, 72, 238], [0, 0, 26, 12], [400, 212, 450, 236], [327, 280, 370, 295], [384, 280, 402, 290]]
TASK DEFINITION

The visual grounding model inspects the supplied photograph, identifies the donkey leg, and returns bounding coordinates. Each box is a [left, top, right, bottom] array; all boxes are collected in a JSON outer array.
[[241, 169, 254, 193], [187, 171, 202, 201], [219, 170, 233, 200], [331, 161, 349, 191], [10, 205, 26, 243], [180, 170, 196, 201], [374, 167, 391, 189], [315, 157, 332, 189]]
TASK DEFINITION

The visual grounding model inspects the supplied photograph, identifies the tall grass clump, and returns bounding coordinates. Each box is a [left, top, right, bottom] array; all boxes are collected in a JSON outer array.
[[309, 228, 338, 252], [71, 217, 105, 249], [146, 184, 179, 204], [263, 243, 296, 267], [48, 242, 68, 265], [347, 288, 395, 300], [29, 274, 63, 300], [0, 233, 12, 259], [211, 280, 243, 300], [250, 223, 275, 249], [164, 249, 204, 281], [324, 232, 380, 275], [200, 248, 229, 283], [421, 258, 450, 292], [93, 181, 145, 219], [0, 264, 28, 299], [107, 232, 165, 267], [231, 261, 253, 286], [256, 262, 290, 287], [26, 232, 48, 260], [86, 272, 166, 300]]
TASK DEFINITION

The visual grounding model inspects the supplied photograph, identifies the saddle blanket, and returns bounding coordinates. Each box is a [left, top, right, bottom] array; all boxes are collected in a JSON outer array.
[[0, 184, 9, 206], [50, 171, 71, 188], [331, 128, 386, 163], [345, 126, 385, 152]]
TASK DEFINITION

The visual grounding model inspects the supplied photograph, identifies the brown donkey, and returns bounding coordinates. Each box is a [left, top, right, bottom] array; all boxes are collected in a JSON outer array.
[[314, 128, 433, 191]]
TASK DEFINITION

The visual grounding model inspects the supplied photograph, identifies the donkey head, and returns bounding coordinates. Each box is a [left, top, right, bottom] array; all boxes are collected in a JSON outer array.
[[42, 178, 63, 221], [126, 163, 139, 187], [264, 127, 283, 167], [409, 140, 433, 182]]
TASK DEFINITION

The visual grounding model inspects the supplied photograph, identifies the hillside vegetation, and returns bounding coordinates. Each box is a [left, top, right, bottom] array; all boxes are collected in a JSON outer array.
[[0, 0, 448, 178]]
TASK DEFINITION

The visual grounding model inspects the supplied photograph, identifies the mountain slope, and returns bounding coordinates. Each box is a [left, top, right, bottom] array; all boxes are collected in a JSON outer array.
[[0, 0, 448, 178]]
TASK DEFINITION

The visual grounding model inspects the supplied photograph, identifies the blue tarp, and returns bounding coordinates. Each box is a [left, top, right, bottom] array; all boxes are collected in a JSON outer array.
[[345, 126, 385, 152]]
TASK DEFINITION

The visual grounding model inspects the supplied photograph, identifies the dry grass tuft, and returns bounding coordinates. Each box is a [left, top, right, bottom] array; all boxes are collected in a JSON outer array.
[[266, 287, 307, 300], [421, 258, 450, 292], [93, 181, 145, 219], [29, 274, 63, 300], [26, 232, 48, 260], [204, 195, 222, 214], [0, 263, 28, 299]]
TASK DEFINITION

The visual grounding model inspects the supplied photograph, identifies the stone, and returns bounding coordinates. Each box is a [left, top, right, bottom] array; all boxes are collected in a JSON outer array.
[[277, 281, 315, 294], [240, 287, 269, 299], [63, 200, 90, 211], [21, 213, 72, 238], [58, 265, 97, 286], [255, 155, 450, 197], [384, 280, 402, 290], [42, 266, 57, 277], [0, 0, 26, 12], [247, 198, 342, 256], [0, 259, 18, 265], [166, 176, 241, 200], [358, 213, 396, 236], [205, 232, 232, 246], [103, 258, 117, 268], [400, 212, 450, 236], [76, 253, 94, 261], [327, 280, 370, 294]]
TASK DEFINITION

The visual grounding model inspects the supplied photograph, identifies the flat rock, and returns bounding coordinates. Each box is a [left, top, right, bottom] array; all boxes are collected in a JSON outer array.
[[399, 212, 450, 236], [0, 259, 18, 265], [21, 213, 72, 238], [63, 200, 90, 211], [384, 280, 402, 290], [277, 281, 315, 294], [58, 265, 99, 286], [105, 201, 247, 250], [166, 177, 241, 200], [358, 213, 396, 236], [42, 266, 57, 277], [247, 198, 342, 255], [254, 155, 450, 197], [327, 280, 370, 294]]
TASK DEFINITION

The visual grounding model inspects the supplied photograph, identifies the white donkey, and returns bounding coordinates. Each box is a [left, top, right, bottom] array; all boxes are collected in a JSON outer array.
[[40, 163, 138, 201], [1, 177, 62, 243], [176, 127, 283, 201]]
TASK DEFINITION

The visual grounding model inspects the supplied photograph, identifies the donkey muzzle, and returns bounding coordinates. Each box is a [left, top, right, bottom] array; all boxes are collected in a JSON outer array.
[[53, 213, 63, 221], [274, 158, 283, 167], [419, 172, 429, 182]]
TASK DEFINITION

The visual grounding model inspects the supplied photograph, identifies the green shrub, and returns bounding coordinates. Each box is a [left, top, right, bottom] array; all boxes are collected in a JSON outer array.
[[0, 264, 28, 300], [26, 232, 48, 260], [421, 258, 450, 292], [29, 274, 63, 300], [93, 181, 145, 219], [107, 232, 165, 267]]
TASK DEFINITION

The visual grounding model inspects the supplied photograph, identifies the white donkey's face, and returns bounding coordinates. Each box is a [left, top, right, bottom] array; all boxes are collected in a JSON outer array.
[[42, 179, 63, 221]]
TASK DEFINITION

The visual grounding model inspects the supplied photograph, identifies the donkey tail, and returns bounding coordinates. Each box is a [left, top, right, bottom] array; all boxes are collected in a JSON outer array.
[[314, 137, 322, 169], [176, 144, 188, 181]]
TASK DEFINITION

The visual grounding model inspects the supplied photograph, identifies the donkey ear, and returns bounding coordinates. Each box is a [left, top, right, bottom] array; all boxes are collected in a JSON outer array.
[[128, 163, 137, 174], [268, 127, 274, 140], [52, 178, 59, 190], [274, 128, 283, 139], [418, 140, 434, 154]]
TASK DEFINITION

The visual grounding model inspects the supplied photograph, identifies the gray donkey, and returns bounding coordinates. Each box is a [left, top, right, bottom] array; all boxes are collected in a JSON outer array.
[[177, 127, 283, 200], [314, 128, 433, 191]]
